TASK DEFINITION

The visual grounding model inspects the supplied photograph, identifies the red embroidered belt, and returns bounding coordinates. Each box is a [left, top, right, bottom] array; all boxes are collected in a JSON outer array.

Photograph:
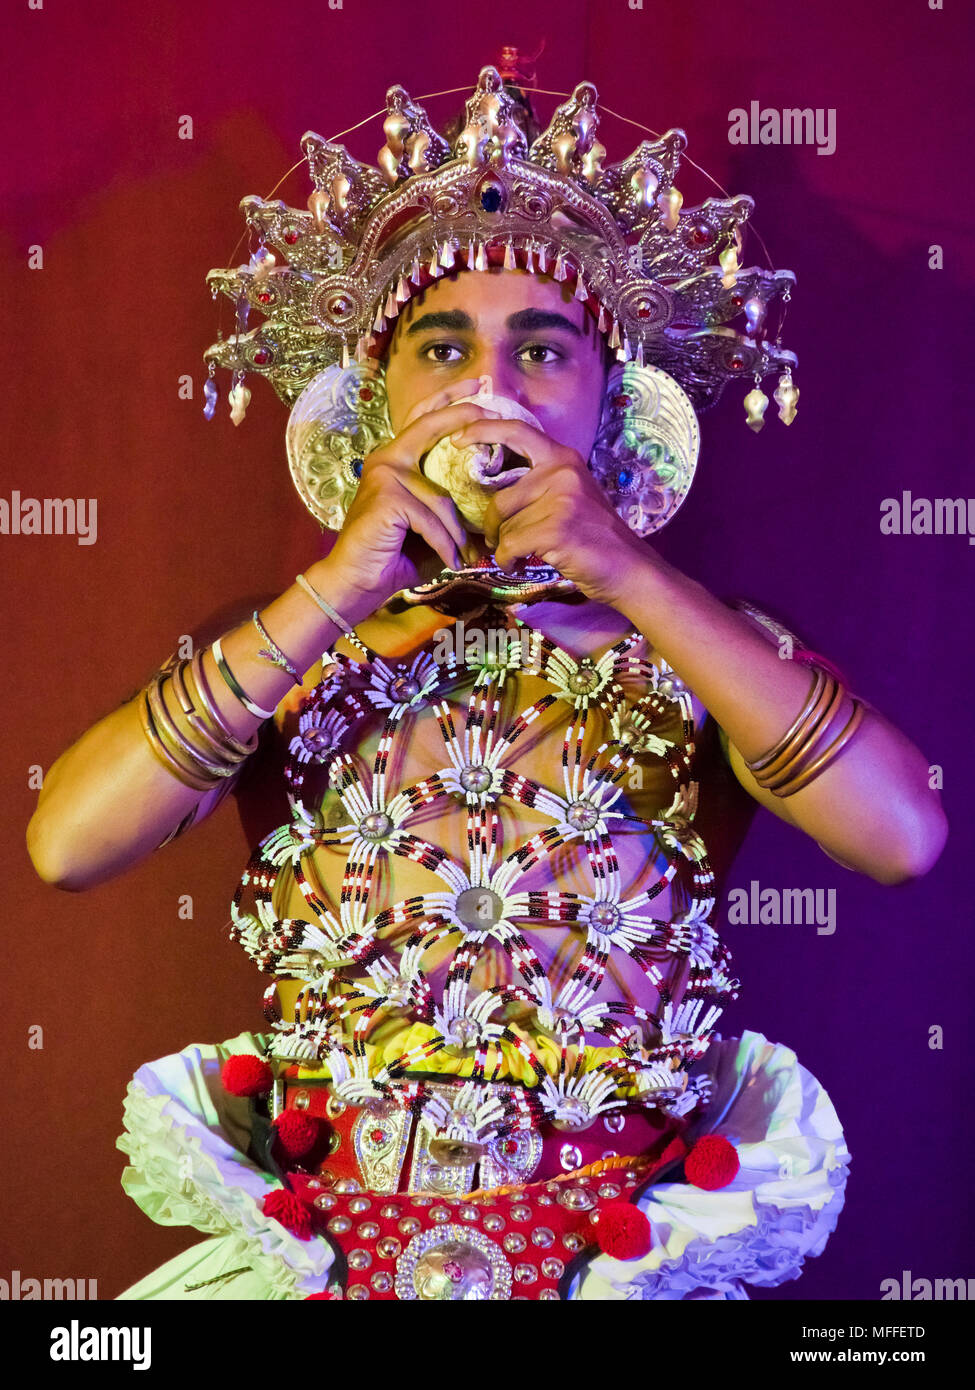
[[275, 1079, 691, 1301]]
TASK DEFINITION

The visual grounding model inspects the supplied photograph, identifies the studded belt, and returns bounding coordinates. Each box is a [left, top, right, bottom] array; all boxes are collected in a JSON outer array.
[[276, 1077, 688, 1197]]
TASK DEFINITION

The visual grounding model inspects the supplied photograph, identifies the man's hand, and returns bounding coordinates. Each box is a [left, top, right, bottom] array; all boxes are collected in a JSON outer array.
[[450, 415, 647, 607]]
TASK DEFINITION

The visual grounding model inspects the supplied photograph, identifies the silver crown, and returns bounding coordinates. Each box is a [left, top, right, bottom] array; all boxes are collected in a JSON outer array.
[[205, 65, 798, 424]]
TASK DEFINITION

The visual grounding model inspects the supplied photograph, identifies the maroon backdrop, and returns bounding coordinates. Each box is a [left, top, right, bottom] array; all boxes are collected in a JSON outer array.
[[3, 0, 972, 1299]]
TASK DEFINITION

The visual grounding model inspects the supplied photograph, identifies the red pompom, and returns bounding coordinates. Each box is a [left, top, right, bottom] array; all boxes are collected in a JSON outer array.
[[220, 1053, 274, 1098], [595, 1203, 653, 1260], [685, 1134, 740, 1190], [272, 1109, 321, 1160], [305, 1291, 339, 1300], [263, 1188, 313, 1239]]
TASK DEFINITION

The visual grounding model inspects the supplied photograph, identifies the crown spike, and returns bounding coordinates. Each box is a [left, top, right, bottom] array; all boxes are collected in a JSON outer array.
[[372, 305, 387, 333], [553, 250, 568, 282], [439, 238, 456, 269], [384, 290, 399, 318], [427, 247, 443, 279], [536, 242, 550, 274], [475, 241, 487, 272], [410, 251, 421, 282], [635, 340, 645, 367], [341, 339, 351, 369], [574, 273, 588, 302], [396, 275, 411, 303], [597, 303, 609, 333], [622, 337, 633, 362], [524, 241, 536, 274], [608, 318, 621, 350], [503, 238, 516, 270]]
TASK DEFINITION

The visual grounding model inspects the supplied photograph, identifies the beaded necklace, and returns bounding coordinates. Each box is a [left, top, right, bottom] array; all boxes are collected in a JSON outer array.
[[230, 613, 737, 1145]]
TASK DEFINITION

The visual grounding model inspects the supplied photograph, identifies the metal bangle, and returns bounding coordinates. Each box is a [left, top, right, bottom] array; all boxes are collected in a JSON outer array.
[[212, 637, 276, 720], [187, 650, 259, 757], [138, 686, 216, 792], [169, 659, 251, 768], [769, 699, 866, 797], [760, 680, 846, 791], [146, 673, 234, 780], [746, 667, 827, 774], [252, 611, 302, 684]]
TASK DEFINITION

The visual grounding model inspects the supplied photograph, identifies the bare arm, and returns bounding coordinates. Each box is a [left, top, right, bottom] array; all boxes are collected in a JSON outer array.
[[606, 549, 948, 886], [25, 557, 382, 892]]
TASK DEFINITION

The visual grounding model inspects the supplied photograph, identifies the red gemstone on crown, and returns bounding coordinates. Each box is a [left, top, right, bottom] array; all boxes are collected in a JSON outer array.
[[359, 388, 374, 402], [690, 223, 711, 245], [258, 292, 272, 304], [500, 1139, 518, 1156], [283, 229, 299, 244], [253, 349, 270, 365], [612, 394, 633, 409], [370, 1128, 387, 1144]]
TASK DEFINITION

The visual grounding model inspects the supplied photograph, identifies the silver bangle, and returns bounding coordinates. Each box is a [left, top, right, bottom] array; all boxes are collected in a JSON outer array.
[[252, 611, 302, 684], [211, 637, 276, 720], [295, 573, 370, 656]]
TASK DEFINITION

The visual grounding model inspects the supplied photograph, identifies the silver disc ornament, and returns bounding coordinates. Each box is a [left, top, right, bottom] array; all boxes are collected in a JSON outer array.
[[588, 361, 700, 537], [286, 362, 393, 530]]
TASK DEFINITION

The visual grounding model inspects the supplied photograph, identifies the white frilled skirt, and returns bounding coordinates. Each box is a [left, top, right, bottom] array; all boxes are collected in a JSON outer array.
[[115, 1029, 851, 1301]]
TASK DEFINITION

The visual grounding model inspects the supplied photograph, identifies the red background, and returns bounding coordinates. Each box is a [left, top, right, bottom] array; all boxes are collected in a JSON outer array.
[[2, 0, 972, 1299]]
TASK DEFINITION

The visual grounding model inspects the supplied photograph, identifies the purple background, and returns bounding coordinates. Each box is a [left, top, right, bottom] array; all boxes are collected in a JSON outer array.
[[2, 0, 972, 1298]]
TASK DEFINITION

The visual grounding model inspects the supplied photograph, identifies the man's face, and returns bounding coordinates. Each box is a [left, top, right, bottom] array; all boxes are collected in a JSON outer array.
[[383, 266, 609, 461]]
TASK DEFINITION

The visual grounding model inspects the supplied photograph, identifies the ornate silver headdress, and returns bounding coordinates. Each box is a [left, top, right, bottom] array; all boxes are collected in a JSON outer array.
[[204, 64, 799, 425]]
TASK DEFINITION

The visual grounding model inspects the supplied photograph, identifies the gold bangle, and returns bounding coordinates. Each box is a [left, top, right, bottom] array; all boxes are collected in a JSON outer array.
[[769, 699, 866, 797], [138, 686, 215, 792], [146, 674, 227, 781], [746, 667, 827, 774], [188, 649, 260, 758], [760, 679, 846, 791], [170, 659, 251, 768]]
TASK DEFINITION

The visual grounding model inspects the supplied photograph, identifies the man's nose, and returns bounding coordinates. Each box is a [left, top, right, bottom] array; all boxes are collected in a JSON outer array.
[[465, 347, 531, 410]]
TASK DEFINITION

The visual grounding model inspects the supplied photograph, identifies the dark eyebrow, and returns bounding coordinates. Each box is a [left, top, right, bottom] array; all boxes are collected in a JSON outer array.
[[403, 307, 583, 338]]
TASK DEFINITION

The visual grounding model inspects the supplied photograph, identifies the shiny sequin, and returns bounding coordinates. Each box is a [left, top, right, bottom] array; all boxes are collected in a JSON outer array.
[[559, 1144, 583, 1172]]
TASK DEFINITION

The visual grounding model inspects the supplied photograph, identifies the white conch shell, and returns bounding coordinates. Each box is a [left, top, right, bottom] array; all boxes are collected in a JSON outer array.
[[421, 376, 541, 532]]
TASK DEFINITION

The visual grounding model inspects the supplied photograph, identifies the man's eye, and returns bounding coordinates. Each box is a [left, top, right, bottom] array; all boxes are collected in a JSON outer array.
[[517, 343, 562, 364], [421, 342, 465, 363]]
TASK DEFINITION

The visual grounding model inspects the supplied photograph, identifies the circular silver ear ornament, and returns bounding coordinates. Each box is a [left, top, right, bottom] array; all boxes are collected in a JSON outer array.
[[588, 362, 700, 537], [286, 362, 393, 530]]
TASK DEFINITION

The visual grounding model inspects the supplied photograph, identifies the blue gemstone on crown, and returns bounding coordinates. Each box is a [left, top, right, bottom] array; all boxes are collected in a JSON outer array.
[[480, 187, 503, 212]]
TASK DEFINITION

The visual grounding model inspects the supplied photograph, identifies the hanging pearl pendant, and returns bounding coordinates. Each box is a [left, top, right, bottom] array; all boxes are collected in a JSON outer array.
[[743, 385, 769, 432], [228, 380, 251, 426], [773, 373, 800, 425]]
